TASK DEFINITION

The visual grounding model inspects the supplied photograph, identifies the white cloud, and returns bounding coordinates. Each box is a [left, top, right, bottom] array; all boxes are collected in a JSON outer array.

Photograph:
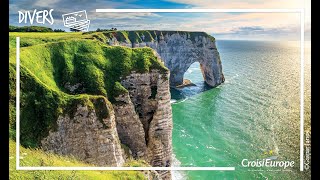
[[163, 0, 303, 8], [34, 0, 61, 7], [163, 0, 310, 39]]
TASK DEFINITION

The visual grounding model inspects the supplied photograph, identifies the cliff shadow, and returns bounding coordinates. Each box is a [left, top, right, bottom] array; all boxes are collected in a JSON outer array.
[[170, 81, 214, 101]]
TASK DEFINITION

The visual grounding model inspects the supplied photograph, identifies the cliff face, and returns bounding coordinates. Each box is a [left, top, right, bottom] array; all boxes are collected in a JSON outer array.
[[9, 39, 171, 179], [114, 70, 172, 179], [106, 31, 225, 87], [40, 70, 172, 179], [41, 98, 125, 166]]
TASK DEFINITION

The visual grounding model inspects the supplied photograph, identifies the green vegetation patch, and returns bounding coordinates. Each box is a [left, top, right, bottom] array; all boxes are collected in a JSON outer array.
[[9, 25, 54, 32], [113, 82, 129, 97], [92, 97, 112, 128], [9, 35, 167, 148], [9, 29, 212, 148], [9, 139, 147, 180], [100, 30, 215, 44]]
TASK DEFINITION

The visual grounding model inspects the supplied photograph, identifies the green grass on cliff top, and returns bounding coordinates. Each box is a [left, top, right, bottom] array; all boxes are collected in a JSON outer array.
[[9, 31, 215, 179], [90, 30, 216, 43], [8, 30, 215, 178], [9, 30, 215, 48], [9, 139, 147, 180], [9, 30, 214, 147], [9, 36, 167, 147]]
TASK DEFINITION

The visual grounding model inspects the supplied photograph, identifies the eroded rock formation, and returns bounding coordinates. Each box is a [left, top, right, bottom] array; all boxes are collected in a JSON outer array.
[[107, 31, 225, 87], [41, 98, 125, 167], [114, 70, 172, 179]]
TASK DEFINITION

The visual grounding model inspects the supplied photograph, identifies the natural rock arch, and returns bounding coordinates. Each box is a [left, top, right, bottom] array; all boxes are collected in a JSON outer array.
[[130, 32, 225, 87]]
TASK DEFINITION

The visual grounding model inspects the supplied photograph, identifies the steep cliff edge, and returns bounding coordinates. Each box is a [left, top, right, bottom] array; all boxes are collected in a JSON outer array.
[[94, 30, 225, 87], [9, 31, 224, 180], [114, 70, 172, 179], [9, 38, 172, 179]]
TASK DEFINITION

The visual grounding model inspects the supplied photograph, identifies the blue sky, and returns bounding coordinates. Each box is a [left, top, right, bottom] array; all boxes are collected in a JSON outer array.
[[9, 0, 311, 40]]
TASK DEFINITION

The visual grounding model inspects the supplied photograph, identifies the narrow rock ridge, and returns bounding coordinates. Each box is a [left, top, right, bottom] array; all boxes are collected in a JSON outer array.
[[114, 70, 172, 179], [113, 93, 147, 158], [106, 31, 225, 87]]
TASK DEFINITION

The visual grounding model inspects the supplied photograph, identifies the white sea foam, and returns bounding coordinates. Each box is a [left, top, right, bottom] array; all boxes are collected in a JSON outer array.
[[173, 98, 188, 104], [172, 154, 188, 180], [170, 99, 177, 104]]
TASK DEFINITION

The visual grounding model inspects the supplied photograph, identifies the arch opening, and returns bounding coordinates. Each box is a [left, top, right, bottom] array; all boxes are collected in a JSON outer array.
[[170, 62, 214, 101], [183, 62, 204, 86]]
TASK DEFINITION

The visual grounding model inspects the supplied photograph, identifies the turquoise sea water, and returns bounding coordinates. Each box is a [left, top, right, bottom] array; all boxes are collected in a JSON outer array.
[[171, 40, 311, 179]]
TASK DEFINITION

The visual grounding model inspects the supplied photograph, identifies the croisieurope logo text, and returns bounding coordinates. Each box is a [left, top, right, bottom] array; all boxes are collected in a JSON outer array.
[[242, 159, 294, 169]]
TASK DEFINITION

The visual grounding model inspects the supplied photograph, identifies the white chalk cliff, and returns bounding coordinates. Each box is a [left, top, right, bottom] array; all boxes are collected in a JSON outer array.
[[107, 31, 225, 87]]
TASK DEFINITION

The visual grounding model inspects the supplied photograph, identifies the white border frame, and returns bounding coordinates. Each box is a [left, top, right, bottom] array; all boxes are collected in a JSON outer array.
[[16, 8, 305, 172]]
